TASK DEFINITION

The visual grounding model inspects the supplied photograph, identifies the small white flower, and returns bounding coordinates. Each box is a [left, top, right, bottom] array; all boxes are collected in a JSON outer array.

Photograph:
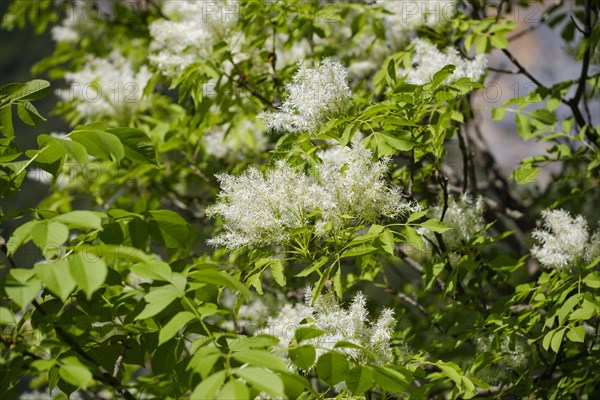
[[422, 194, 485, 250], [207, 145, 417, 250], [475, 334, 528, 373], [259, 59, 351, 133], [57, 51, 151, 121], [531, 209, 590, 271], [148, 0, 238, 77], [51, 1, 101, 43], [400, 39, 487, 84], [261, 290, 398, 367], [586, 229, 600, 263]]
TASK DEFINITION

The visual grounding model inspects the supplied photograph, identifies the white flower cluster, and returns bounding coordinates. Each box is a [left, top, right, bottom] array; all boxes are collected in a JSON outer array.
[[262, 291, 397, 366], [400, 39, 487, 85], [422, 194, 486, 250], [206, 145, 417, 249], [202, 119, 267, 161], [531, 209, 599, 271], [57, 51, 151, 121], [376, 0, 457, 46], [260, 59, 351, 133], [51, 1, 100, 43], [148, 0, 236, 77], [474, 334, 527, 384]]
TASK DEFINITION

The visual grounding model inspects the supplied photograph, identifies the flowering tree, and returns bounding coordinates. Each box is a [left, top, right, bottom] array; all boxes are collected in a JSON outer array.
[[1, 0, 599, 399]]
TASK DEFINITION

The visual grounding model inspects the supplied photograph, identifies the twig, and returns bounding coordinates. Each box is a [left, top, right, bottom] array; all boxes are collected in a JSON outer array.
[[501, 49, 548, 90], [32, 300, 137, 400], [113, 341, 127, 378]]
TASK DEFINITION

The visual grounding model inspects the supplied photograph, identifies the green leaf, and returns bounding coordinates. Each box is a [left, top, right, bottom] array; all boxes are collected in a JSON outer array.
[[16, 101, 46, 125], [70, 129, 125, 161], [59, 363, 93, 389], [376, 130, 416, 152], [190, 371, 226, 399], [316, 352, 349, 386], [475, 36, 489, 54], [189, 264, 250, 298], [295, 256, 328, 277], [232, 350, 289, 372], [346, 365, 373, 394], [432, 65, 456, 87], [217, 379, 249, 400], [551, 327, 566, 353], [0, 105, 14, 136], [583, 272, 600, 289], [372, 366, 412, 393], [404, 225, 424, 250], [68, 253, 107, 300], [491, 107, 506, 121], [513, 165, 540, 185], [289, 345, 316, 370], [420, 218, 452, 233], [341, 121, 360, 146], [295, 326, 326, 343], [343, 243, 378, 258], [490, 33, 508, 49], [187, 345, 222, 379], [279, 372, 314, 398], [270, 259, 286, 286], [6, 220, 37, 256], [54, 137, 88, 166], [516, 114, 532, 140], [34, 259, 76, 301], [0, 307, 15, 324], [54, 210, 103, 230], [569, 299, 596, 321], [130, 261, 173, 283], [387, 58, 397, 83], [437, 362, 462, 385], [4, 79, 50, 101], [530, 109, 557, 125], [542, 329, 553, 351], [107, 127, 156, 164], [234, 367, 285, 398], [99, 222, 125, 244], [32, 135, 66, 166], [379, 230, 395, 255], [566, 325, 585, 343], [158, 311, 195, 345], [135, 285, 182, 320], [5, 270, 42, 309], [557, 293, 582, 325], [128, 217, 149, 248], [146, 209, 190, 248], [30, 221, 69, 254]]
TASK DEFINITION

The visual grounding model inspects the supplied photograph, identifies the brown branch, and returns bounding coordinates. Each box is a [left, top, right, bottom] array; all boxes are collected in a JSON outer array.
[[501, 49, 548, 91], [32, 300, 137, 400]]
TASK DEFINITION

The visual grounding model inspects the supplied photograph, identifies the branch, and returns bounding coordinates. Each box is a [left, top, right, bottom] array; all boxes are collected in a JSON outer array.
[[224, 55, 278, 110], [32, 300, 137, 400], [501, 48, 548, 90], [113, 341, 127, 378], [565, 0, 598, 145]]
